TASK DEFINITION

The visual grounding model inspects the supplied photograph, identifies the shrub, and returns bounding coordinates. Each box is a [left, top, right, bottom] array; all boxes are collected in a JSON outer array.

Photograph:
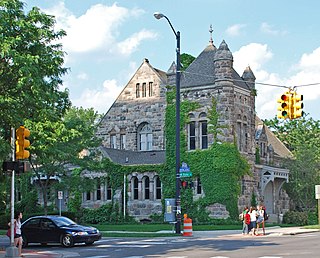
[[283, 211, 308, 225], [80, 203, 135, 224], [149, 213, 164, 223]]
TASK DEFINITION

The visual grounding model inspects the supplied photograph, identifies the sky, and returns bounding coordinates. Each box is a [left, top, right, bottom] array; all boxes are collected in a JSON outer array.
[[23, 0, 320, 120]]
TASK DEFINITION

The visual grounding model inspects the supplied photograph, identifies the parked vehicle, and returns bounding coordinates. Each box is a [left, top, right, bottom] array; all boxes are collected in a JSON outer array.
[[21, 215, 101, 247]]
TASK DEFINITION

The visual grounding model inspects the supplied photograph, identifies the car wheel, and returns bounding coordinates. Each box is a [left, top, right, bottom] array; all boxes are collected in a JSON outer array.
[[61, 234, 74, 247], [22, 235, 28, 248], [85, 240, 94, 245]]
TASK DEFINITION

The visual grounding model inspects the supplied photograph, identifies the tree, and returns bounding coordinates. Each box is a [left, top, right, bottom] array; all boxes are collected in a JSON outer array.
[[0, 0, 70, 160], [180, 53, 195, 71], [25, 107, 101, 214], [264, 115, 320, 211]]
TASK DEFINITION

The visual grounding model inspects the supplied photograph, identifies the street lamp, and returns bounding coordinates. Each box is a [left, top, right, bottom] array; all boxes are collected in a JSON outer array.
[[154, 12, 181, 234]]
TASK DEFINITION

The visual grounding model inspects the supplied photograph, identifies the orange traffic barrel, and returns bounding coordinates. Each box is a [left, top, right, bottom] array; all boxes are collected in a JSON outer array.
[[183, 217, 193, 236]]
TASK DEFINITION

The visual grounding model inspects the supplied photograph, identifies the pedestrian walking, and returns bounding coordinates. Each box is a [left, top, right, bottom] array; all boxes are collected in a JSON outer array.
[[241, 206, 250, 235], [249, 206, 258, 236]]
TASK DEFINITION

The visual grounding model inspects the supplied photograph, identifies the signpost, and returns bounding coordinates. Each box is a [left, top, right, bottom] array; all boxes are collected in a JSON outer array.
[[179, 162, 192, 178], [315, 185, 320, 225], [58, 191, 63, 216]]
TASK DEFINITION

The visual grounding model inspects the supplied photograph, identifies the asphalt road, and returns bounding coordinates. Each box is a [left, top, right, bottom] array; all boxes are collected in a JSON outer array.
[[1, 232, 320, 258]]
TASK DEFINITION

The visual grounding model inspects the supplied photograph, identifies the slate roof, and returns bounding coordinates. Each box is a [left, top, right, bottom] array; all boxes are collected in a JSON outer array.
[[255, 116, 292, 158], [181, 43, 216, 88], [180, 41, 252, 91], [100, 147, 165, 165]]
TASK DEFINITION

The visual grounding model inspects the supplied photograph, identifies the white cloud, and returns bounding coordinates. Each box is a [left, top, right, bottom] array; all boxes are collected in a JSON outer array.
[[260, 22, 287, 36], [77, 72, 89, 80], [44, 2, 155, 56], [72, 79, 123, 114], [226, 24, 246, 36], [299, 47, 320, 70], [115, 29, 158, 56], [288, 47, 320, 101], [233, 43, 273, 72]]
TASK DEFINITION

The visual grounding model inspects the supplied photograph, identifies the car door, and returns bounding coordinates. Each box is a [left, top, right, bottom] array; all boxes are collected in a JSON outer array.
[[23, 218, 41, 243], [39, 218, 60, 243]]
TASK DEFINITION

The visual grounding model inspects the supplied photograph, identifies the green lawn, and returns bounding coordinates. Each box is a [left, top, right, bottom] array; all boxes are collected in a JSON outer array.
[[90, 223, 245, 232]]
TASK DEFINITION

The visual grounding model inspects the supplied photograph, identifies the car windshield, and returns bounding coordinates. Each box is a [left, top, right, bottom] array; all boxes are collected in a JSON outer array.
[[53, 217, 77, 227]]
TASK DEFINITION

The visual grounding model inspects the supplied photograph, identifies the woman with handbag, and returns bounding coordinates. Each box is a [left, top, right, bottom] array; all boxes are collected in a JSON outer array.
[[8, 211, 23, 257]]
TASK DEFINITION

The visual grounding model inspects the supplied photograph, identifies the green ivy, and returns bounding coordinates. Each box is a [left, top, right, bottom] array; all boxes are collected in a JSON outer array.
[[164, 89, 250, 220]]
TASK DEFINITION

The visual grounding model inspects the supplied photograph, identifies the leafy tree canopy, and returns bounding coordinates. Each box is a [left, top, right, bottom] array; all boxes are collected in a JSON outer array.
[[180, 53, 195, 71], [0, 0, 71, 159], [24, 107, 101, 213], [264, 115, 320, 211]]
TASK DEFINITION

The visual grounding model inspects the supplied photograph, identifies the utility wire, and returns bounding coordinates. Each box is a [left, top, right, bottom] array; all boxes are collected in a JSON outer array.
[[181, 71, 320, 89]]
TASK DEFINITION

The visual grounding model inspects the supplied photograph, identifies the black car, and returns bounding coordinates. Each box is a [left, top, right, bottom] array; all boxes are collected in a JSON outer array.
[[21, 215, 101, 247]]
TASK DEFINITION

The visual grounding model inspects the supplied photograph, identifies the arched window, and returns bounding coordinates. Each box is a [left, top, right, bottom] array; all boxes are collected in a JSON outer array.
[[142, 83, 146, 97], [86, 192, 91, 201], [188, 122, 196, 150], [132, 177, 138, 200], [106, 177, 112, 200], [138, 123, 153, 151], [155, 176, 162, 200], [143, 176, 150, 200], [199, 112, 208, 149], [136, 83, 140, 98], [148, 82, 153, 97]]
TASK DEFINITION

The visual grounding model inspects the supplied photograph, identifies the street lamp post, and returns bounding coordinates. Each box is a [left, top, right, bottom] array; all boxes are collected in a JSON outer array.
[[154, 12, 181, 234]]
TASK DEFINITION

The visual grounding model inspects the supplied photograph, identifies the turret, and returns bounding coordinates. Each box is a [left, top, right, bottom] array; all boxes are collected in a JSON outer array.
[[242, 66, 256, 89], [214, 40, 233, 81]]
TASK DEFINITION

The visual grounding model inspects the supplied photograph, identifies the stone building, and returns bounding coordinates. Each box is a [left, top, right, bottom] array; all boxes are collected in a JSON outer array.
[[90, 33, 291, 221]]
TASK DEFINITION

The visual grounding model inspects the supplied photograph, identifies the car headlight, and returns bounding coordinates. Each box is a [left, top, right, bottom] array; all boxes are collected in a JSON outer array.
[[71, 231, 89, 236], [96, 229, 100, 234]]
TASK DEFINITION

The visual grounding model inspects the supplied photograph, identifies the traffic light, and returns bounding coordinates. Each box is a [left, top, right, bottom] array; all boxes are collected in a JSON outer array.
[[291, 92, 304, 119], [277, 92, 292, 119], [15, 126, 30, 160]]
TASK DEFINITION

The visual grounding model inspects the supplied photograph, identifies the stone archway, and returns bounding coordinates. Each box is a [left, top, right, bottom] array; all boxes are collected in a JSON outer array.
[[264, 181, 274, 214]]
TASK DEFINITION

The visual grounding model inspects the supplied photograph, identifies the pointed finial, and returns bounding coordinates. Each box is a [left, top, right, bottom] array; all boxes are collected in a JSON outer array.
[[209, 24, 213, 45]]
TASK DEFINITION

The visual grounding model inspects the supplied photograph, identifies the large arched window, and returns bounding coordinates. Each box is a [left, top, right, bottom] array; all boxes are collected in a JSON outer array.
[[138, 123, 153, 151], [188, 113, 208, 150]]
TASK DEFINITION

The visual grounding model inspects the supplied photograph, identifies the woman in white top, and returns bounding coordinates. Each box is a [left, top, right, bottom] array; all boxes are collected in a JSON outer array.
[[256, 205, 265, 235], [10, 211, 23, 257], [249, 206, 258, 236]]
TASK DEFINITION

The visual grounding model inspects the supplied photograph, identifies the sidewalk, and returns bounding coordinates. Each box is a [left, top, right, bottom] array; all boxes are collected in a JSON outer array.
[[0, 249, 63, 258], [191, 226, 320, 238]]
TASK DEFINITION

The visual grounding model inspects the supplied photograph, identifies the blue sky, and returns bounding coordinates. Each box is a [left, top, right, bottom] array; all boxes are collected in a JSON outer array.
[[23, 0, 320, 120]]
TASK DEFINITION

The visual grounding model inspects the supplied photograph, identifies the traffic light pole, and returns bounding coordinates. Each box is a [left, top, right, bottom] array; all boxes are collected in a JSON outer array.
[[5, 128, 19, 257]]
